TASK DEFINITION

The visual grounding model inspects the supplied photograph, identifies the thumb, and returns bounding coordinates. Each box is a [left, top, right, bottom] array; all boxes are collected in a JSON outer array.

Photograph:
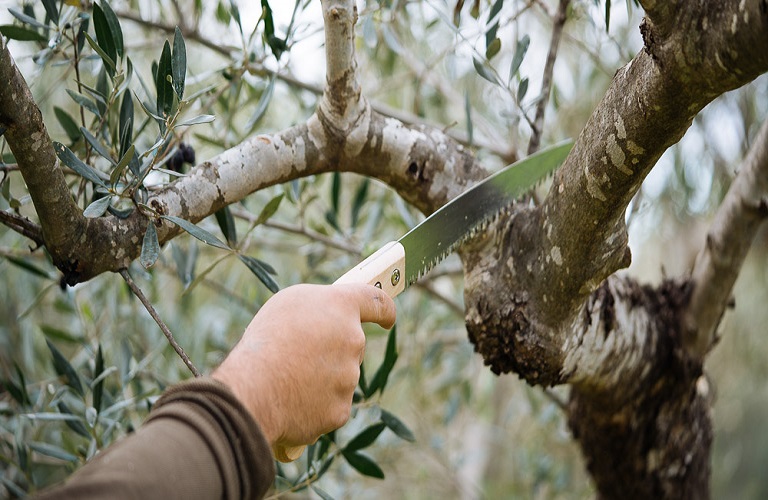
[[336, 283, 397, 329]]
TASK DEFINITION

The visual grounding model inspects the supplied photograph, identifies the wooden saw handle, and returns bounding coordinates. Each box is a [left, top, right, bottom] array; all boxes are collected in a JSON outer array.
[[272, 242, 405, 463]]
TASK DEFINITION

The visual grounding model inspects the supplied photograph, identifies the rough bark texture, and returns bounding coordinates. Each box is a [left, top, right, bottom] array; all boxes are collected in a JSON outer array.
[[2, 0, 768, 497], [568, 279, 712, 499]]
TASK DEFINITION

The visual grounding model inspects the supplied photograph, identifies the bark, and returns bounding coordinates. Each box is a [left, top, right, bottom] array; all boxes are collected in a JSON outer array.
[[2, 0, 768, 497]]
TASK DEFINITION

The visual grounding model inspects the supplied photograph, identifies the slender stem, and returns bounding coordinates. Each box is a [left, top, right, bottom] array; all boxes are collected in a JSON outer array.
[[527, 0, 570, 154], [119, 268, 201, 377], [0, 210, 44, 247]]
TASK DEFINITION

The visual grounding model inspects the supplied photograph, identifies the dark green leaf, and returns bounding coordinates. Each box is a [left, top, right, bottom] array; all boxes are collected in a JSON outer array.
[[42, 0, 59, 25], [172, 26, 186, 100], [344, 423, 386, 452], [485, 37, 501, 60], [2, 364, 31, 406], [380, 409, 415, 442], [214, 206, 237, 246], [93, 345, 104, 412], [100, 0, 124, 59], [96, 66, 109, 115], [66, 88, 101, 118], [509, 34, 530, 81], [215, 1, 231, 24], [331, 171, 341, 215], [261, 0, 274, 38], [28, 441, 78, 462], [53, 107, 81, 142], [605, 0, 612, 31], [245, 76, 275, 131], [358, 360, 368, 396], [254, 193, 284, 226], [485, 0, 504, 49], [84, 196, 111, 218], [341, 450, 384, 479], [231, 0, 243, 36], [8, 8, 49, 31], [517, 76, 529, 102], [57, 402, 90, 437], [54, 142, 107, 188], [315, 432, 334, 462], [76, 15, 89, 53], [91, 4, 116, 76], [3, 378, 26, 406], [40, 324, 81, 343], [119, 92, 134, 157], [155, 40, 174, 119], [351, 179, 369, 228], [80, 127, 116, 165], [266, 35, 287, 60], [140, 222, 160, 269], [111, 144, 135, 186], [5, 256, 52, 279], [0, 25, 47, 42], [367, 325, 398, 397], [0, 477, 25, 499], [162, 215, 231, 250], [238, 255, 279, 293], [472, 57, 499, 86], [46, 339, 84, 397]]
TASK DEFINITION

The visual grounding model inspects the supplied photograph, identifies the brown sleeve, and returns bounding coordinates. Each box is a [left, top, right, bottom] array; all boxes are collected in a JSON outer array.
[[35, 377, 276, 500]]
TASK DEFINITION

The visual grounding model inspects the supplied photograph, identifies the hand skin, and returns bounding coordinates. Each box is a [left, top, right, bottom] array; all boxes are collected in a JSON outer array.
[[212, 283, 396, 459]]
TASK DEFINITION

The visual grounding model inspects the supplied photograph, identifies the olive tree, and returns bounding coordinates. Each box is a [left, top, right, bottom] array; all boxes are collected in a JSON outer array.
[[1, 0, 767, 497]]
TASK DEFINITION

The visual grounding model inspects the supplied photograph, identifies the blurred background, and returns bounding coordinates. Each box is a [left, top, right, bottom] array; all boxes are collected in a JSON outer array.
[[1, 0, 766, 498]]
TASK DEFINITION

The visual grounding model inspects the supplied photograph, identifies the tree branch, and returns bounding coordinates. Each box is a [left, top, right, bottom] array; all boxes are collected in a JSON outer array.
[[0, 210, 44, 247], [527, 0, 570, 155], [463, 0, 768, 384], [119, 269, 201, 377], [685, 119, 768, 358], [0, 36, 86, 267]]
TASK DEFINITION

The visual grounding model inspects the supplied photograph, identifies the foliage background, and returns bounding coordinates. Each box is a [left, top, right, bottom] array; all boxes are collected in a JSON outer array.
[[1, 0, 766, 498]]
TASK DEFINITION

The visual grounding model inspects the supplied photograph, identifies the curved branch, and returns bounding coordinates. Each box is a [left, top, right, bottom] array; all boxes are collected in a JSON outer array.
[[463, 0, 768, 384], [0, 36, 86, 268], [685, 119, 768, 358]]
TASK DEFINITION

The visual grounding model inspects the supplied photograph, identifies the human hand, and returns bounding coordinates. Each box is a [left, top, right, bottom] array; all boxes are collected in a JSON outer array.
[[212, 283, 396, 461]]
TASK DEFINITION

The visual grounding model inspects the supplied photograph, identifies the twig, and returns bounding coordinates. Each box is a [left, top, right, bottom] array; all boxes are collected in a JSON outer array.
[[115, 10, 237, 58], [527, 0, 570, 155], [119, 268, 201, 377], [414, 281, 464, 316], [0, 210, 45, 247], [229, 205, 363, 255], [542, 388, 568, 412], [0, 163, 20, 173]]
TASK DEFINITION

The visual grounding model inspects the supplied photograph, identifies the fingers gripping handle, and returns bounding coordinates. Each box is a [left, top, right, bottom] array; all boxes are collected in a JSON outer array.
[[273, 242, 406, 463], [334, 241, 406, 298]]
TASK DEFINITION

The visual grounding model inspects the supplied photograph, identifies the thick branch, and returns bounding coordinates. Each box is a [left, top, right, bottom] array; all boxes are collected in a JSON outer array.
[[463, 0, 768, 384], [685, 119, 768, 358], [0, 36, 86, 269]]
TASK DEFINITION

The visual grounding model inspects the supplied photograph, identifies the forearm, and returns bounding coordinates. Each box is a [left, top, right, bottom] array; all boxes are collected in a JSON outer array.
[[35, 378, 275, 500]]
